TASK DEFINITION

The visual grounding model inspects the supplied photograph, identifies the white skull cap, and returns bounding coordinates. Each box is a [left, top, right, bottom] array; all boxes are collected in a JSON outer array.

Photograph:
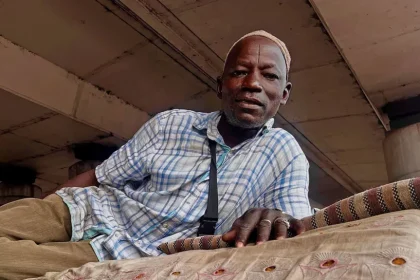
[[225, 30, 291, 77]]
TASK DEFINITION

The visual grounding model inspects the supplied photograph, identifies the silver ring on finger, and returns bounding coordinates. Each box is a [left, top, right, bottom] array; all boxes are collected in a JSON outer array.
[[259, 219, 272, 227], [274, 217, 290, 229]]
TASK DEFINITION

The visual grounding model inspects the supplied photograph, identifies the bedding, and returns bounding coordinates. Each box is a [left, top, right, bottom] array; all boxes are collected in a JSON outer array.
[[30, 178, 420, 280], [158, 177, 420, 254]]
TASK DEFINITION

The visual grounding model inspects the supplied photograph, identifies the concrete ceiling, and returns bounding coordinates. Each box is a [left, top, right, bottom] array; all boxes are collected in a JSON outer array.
[[310, 0, 420, 108], [0, 88, 124, 192], [1, 0, 413, 206]]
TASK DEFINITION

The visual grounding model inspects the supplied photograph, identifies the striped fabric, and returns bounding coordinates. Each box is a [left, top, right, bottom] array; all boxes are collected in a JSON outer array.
[[57, 109, 311, 261], [303, 177, 420, 230], [158, 178, 420, 255]]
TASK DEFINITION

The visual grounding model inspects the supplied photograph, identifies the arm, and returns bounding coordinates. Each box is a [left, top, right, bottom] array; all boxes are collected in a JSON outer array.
[[42, 169, 98, 198], [223, 154, 311, 246], [257, 153, 312, 218], [61, 169, 98, 189], [43, 114, 161, 198], [95, 114, 160, 189]]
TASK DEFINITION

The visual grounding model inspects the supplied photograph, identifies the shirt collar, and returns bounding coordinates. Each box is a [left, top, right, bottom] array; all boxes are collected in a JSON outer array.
[[193, 111, 275, 145], [192, 111, 220, 131]]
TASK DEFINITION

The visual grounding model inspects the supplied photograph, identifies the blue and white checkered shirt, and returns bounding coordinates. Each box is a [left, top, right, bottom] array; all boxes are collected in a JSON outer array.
[[57, 110, 311, 261]]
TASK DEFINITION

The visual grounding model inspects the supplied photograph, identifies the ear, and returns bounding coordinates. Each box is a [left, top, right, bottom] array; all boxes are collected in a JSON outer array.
[[280, 82, 292, 105], [216, 76, 223, 99]]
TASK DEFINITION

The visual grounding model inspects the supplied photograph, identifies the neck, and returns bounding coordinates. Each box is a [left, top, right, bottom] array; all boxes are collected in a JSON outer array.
[[217, 114, 262, 148]]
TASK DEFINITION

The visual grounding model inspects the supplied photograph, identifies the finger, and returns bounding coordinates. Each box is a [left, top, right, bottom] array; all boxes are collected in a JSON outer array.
[[256, 210, 277, 245], [273, 216, 289, 240], [289, 218, 305, 235], [236, 209, 262, 247], [222, 229, 237, 243]]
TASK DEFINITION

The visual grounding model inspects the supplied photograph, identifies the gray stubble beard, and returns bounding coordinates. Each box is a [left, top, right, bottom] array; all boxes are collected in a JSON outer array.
[[223, 106, 265, 129]]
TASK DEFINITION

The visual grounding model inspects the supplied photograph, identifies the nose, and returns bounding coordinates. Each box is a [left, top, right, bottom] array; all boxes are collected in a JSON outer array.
[[241, 72, 262, 93]]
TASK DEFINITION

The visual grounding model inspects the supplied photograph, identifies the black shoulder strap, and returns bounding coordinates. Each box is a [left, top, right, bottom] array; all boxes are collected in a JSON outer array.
[[197, 139, 218, 236]]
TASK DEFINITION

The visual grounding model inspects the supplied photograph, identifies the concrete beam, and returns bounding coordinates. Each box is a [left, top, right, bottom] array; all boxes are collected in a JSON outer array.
[[0, 36, 149, 140], [308, 0, 390, 132], [106, 0, 224, 88]]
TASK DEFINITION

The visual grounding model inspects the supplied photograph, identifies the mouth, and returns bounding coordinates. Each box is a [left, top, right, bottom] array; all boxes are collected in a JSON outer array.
[[235, 98, 264, 107]]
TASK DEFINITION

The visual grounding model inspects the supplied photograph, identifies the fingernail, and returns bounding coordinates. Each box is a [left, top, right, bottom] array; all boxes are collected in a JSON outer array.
[[236, 242, 244, 248], [256, 241, 263, 245], [276, 237, 285, 240]]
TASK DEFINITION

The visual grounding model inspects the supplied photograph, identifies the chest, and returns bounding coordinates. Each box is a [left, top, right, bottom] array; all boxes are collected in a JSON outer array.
[[147, 135, 279, 194]]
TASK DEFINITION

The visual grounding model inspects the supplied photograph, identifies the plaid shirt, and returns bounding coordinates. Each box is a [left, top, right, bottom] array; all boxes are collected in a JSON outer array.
[[57, 110, 311, 261]]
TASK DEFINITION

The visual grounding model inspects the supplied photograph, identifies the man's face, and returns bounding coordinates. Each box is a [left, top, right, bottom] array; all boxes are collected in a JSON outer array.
[[218, 36, 291, 129]]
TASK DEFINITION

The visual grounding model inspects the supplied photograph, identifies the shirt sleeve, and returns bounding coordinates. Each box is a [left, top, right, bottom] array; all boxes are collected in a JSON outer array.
[[257, 153, 312, 219], [95, 114, 161, 190]]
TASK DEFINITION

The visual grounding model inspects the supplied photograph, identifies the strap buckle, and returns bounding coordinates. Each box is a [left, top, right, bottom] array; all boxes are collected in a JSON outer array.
[[197, 217, 218, 236]]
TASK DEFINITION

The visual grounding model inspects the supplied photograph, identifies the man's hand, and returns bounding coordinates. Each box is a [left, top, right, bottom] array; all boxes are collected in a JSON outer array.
[[222, 208, 305, 247]]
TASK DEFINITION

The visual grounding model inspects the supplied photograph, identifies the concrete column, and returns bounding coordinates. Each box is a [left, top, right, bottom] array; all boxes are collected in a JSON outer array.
[[383, 123, 420, 182]]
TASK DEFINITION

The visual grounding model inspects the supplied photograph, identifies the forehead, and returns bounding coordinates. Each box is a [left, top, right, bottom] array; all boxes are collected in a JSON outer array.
[[225, 36, 286, 70]]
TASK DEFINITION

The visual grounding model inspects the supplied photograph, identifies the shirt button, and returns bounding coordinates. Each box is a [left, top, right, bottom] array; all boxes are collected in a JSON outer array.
[[162, 223, 168, 228]]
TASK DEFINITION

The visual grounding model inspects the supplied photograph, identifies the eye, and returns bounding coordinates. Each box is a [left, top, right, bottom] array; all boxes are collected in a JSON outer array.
[[231, 70, 247, 77], [263, 73, 280, 80]]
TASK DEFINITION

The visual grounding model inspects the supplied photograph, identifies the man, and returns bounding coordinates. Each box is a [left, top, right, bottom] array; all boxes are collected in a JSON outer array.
[[0, 30, 311, 279]]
